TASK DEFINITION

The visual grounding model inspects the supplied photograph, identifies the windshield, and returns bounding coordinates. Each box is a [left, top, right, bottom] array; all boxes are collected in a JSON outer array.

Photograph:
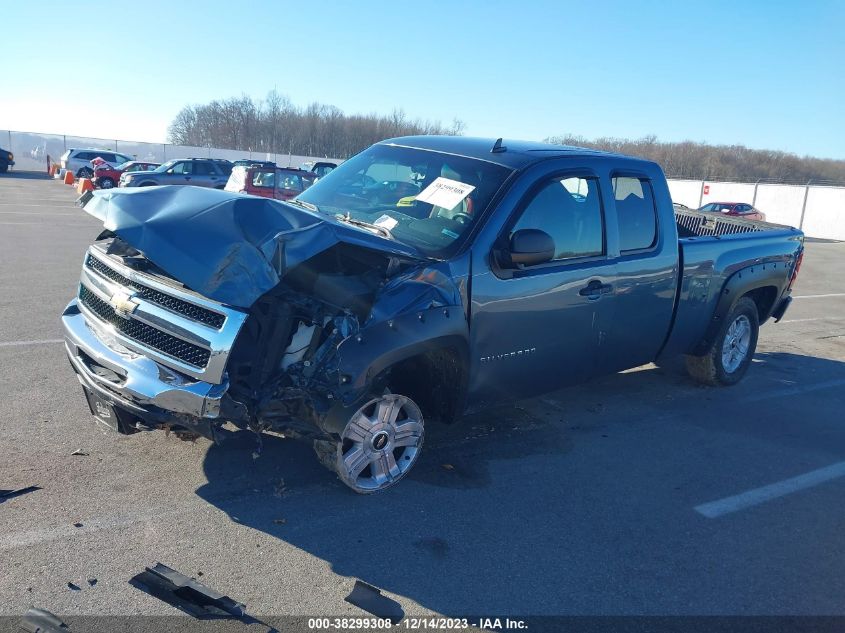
[[154, 160, 178, 172], [700, 203, 733, 212], [296, 144, 512, 257]]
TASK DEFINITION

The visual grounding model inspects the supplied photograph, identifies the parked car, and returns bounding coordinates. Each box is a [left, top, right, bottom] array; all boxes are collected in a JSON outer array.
[[232, 159, 276, 169], [0, 147, 13, 173], [300, 160, 337, 179], [65, 136, 803, 494], [699, 201, 766, 221], [118, 158, 232, 188], [92, 161, 160, 189], [224, 165, 315, 200], [60, 149, 134, 178]]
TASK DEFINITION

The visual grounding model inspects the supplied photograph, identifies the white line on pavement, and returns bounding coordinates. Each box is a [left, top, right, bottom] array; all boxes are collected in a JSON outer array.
[[0, 339, 64, 348], [793, 293, 845, 299], [739, 378, 845, 403], [695, 461, 845, 518], [781, 316, 845, 323]]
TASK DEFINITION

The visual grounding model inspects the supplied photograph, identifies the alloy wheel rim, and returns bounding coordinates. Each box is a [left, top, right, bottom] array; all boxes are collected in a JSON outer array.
[[722, 314, 751, 373], [338, 394, 424, 492]]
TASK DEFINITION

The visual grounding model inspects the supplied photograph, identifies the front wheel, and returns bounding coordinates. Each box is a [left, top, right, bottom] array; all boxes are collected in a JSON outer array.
[[99, 177, 114, 189], [315, 393, 425, 494], [685, 296, 759, 386]]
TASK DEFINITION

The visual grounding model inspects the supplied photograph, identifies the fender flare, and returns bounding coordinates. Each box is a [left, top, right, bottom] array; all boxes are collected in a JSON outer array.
[[320, 306, 469, 436], [693, 262, 789, 355]]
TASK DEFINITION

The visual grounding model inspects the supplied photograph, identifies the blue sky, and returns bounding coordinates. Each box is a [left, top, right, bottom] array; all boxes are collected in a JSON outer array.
[[2, 0, 843, 158]]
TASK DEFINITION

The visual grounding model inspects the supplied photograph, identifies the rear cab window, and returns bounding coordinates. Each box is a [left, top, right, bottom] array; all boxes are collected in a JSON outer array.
[[612, 176, 658, 252], [251, 170, 275, 188]]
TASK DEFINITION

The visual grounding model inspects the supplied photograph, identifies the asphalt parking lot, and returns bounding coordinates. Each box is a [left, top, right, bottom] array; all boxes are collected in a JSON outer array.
[[1, 172, 844, 623]]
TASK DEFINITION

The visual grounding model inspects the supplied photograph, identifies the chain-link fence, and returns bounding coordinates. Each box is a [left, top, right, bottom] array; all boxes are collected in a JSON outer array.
[[1, 129, 341, 173]]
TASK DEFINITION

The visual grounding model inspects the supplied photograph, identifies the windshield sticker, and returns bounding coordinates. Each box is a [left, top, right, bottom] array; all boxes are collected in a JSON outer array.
[[374, 215, 398, 230], [416, 177, 476, 210]]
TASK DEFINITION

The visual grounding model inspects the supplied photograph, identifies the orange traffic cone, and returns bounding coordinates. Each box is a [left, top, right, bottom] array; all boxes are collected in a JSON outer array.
[[77, 178, 94, 194], [63, 170, 75, 185]]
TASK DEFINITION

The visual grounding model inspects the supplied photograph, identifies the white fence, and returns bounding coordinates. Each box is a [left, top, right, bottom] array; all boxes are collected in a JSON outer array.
[[668, 178, 844, 241], [1, 129, 341, 174]]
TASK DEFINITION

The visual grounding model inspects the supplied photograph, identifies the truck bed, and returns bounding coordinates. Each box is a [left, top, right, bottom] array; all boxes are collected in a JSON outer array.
[[659, 209, 804, 359], [675, 208, 792, 238]]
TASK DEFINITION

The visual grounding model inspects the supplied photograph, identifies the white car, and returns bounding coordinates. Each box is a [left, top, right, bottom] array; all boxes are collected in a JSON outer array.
[[60, 148, 134, 178]]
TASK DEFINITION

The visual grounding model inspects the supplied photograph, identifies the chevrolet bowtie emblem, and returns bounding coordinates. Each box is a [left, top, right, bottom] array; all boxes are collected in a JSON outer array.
[[109, 291, 138, 319]]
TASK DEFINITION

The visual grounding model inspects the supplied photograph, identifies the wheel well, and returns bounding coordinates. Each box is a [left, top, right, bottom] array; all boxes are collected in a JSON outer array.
[[381, 348, 466, 424], [743, 286, 778, 321]]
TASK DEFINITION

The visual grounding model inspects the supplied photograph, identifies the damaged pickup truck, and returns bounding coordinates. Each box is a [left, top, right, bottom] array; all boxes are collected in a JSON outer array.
[[62, 136, 805, 493]]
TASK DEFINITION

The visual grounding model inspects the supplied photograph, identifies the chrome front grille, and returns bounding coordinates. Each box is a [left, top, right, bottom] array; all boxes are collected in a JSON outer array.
[[76, 246, 248, 383], [84, 255, 226, 329]]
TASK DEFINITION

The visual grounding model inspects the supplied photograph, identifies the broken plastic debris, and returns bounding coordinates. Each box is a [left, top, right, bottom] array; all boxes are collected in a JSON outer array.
[[67, 582, 81, 591], [129, 563, 246, 619], [0, 486, 40, 502], [344, 580, 404, 622], [87, 578, 97, 587], [70, 449, 88, 456], [19, 607, 71, 633]]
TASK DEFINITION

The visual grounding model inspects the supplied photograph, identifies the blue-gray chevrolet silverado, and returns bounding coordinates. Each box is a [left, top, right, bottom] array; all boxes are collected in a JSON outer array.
[[63, 136, 804, 493]]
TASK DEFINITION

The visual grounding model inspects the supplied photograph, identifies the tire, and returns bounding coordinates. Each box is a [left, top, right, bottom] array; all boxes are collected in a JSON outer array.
[[77, 167, 93, 178], [99, 177, 114, 189], [0, 163, 8, 174], [314, 392, 425, 494], [685, 296, 759, 386]]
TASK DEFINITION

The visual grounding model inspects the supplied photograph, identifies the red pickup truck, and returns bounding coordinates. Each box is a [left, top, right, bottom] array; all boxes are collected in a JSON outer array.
[[92, 161, 160, 189], [224, 165, 315, 200]]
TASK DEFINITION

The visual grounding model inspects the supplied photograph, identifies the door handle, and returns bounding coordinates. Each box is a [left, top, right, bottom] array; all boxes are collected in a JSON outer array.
[[579, 280, 613, 299]]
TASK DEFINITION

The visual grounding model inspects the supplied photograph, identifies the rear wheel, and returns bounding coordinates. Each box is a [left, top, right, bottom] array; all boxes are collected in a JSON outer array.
[[99, 177, 114, 189], [685, 296, 759, 386], [77, 167, 93, 178], [315, 393, 425, 494]]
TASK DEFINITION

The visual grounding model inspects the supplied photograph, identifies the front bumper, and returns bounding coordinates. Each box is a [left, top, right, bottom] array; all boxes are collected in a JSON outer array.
[[62, 299, 228, 422]]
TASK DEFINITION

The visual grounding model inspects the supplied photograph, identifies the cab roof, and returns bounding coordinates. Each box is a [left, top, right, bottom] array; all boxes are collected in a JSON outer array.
[[379, 135, 649, 170]]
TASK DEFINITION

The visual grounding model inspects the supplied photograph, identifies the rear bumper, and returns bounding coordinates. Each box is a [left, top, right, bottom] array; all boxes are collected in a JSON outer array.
[[62, 299, 228, 421], [771, 295, 792, 322]]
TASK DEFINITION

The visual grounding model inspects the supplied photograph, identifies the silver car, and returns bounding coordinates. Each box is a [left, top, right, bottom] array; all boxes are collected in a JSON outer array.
[[119, 158, 232, 188]]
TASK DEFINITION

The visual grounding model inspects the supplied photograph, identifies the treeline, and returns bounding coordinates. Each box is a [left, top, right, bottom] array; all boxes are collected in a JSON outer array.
[[545, 134, 845, 184], [167, 91, 464, 159]]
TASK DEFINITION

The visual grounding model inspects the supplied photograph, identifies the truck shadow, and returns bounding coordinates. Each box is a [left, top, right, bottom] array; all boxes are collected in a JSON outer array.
[[195, 351, 845, 616]]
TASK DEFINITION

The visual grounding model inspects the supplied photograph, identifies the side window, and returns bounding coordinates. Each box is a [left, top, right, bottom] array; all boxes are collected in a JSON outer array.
[[193, 161, 215, 176], [170, 161, 192, 175], [612, 177, 657, 252], [75, 151, 94, 161], [251, 170, 275, 188], [279, 173, 303, 192], [511, 176, 604, 262], [100, 153, 116, 163]]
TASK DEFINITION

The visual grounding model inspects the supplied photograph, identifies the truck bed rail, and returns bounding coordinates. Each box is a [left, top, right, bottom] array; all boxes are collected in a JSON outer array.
[[675, 209, 786, 238]]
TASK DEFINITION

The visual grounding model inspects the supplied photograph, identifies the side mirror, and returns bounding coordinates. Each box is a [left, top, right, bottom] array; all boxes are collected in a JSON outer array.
[[509, 229, 555, 266]]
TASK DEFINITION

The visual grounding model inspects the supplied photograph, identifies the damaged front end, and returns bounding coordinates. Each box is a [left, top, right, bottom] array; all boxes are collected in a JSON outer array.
[[64, 188, 469, 456]]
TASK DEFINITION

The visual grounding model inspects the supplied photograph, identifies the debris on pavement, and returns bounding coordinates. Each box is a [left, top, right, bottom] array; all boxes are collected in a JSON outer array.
[[72, 523, 83, 528], [272, 518, 286, 525], [129, 563, 246, 619], [66, 582, 81, 591], [18, 607, 72, 632], [441, 464, 455, 470], [87, 578, 97, 587], [344, 580, 404, 622], [0, 486, 41, 503], [70, 449, 88, 456]]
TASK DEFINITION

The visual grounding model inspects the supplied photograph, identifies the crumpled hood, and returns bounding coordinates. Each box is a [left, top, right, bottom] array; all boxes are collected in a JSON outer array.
[[81, 186, 423, 308]]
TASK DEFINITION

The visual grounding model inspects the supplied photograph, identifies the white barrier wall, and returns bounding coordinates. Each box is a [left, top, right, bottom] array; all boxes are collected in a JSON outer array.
[[666, 177, 845, 241], [801, 187, 845, 241], [666, 179, 701, 208]]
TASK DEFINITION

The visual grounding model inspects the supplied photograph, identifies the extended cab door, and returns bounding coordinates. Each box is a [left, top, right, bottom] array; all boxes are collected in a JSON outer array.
[[597, 173, 678, 373], [467, 167, 617, 404]]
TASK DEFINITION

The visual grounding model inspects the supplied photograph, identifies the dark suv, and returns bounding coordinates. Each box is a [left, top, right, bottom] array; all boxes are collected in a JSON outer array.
[[119, 158, 232, 188]]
